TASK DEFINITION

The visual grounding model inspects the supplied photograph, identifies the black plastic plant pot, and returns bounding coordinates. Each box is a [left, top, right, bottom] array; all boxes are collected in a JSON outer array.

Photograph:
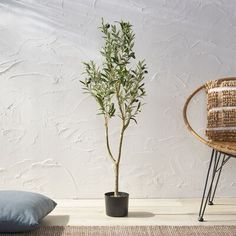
[[105, 192, 129, 217]]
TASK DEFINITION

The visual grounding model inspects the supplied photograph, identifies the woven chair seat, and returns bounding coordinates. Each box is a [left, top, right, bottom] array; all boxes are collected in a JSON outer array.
[[183, 78, 236, 156], [207, 140, 236, 156]]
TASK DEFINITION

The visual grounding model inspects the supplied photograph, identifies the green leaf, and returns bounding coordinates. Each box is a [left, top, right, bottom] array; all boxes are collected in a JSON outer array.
[[130, 52, 135, 59], [96, 96, 103, 107], [130, 117, 137, 124], [80, 80, 85, 85], [81, 19, 147, 128], [137, 102, 141, 110]]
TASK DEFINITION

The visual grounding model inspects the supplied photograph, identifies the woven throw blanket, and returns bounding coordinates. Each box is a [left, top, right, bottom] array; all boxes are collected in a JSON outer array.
[[0, 226, 236, 236], [205, 79, 236, 142]]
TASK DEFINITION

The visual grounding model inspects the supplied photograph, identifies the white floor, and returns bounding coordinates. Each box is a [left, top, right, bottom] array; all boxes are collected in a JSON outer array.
[[42, 198, 236, 226]]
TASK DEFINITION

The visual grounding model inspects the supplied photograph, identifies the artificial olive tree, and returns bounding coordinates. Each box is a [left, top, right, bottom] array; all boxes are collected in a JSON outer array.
[[81, 19, 147, 197]]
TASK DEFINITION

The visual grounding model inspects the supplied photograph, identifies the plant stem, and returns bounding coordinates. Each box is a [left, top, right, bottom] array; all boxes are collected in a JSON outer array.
[[114, 126, 125, 197], [114, 163, 119, 197], [105, 114, 125, 197], [104, 116, 116, 164], [113, 84, 126, 196], [116, 84, 125, 120], [117, 127, 125, 165]]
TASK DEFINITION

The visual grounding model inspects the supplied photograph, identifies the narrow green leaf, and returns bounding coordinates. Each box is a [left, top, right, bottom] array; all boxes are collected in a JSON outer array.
[[130, 117, 137, 124]]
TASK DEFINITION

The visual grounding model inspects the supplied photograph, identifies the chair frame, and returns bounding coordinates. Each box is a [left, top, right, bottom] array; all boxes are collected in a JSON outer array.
[[183, 77, 236, 222]]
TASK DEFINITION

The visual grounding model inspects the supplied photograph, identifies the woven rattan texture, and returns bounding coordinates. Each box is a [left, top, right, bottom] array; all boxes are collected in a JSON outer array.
[[206, 79, 236, 141]]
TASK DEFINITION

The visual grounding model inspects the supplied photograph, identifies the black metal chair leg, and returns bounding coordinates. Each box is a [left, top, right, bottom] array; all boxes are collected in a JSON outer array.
[[198, 150, 231, 222], [208, 151, 221, 205], [209, 154, 225, 205], [198, 149, 215, 222], [198, 149, 221, 222]]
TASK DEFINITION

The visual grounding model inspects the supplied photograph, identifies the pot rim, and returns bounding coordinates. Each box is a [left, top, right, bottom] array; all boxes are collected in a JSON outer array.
[[105, 192, 129, 197]]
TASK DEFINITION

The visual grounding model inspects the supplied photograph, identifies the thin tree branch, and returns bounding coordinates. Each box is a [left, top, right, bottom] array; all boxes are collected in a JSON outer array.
[[115, 84, 125, 121], [104, 116, 116, 164], [117, 126, 125, 165], [124, 118, 130, 130]]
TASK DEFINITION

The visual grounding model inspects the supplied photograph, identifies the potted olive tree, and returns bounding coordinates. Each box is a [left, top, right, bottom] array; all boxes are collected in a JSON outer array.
[[81, 19, 147, 217]]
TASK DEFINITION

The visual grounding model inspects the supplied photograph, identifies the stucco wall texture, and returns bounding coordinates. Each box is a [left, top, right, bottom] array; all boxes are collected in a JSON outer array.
[[0, 0, 236, 199]]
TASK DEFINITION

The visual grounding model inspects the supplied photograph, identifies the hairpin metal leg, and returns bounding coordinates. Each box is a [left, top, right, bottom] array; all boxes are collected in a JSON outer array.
[[208, 154, 225, 205], [198, 149, 221, 222], [197, 146, 234, 222]]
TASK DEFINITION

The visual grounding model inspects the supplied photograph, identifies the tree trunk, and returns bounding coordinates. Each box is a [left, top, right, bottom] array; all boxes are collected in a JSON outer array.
[[114, 163, 119, 197]]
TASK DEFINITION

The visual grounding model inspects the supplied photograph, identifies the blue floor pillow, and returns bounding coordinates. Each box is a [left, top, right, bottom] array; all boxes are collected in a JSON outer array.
[[0, 190, 57, 232]]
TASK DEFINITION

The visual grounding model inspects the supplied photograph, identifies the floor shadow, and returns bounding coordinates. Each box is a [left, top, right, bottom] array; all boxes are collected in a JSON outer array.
[[204, 219, 236, 223], [214, 204, 236, 206], [128, 211, 155, 218], [156, 213, 197, 216], [41, 215, 70, 226]]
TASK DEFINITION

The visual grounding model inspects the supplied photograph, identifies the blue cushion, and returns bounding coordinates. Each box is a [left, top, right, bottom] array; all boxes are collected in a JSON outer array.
[[0, 190, 57, 232]]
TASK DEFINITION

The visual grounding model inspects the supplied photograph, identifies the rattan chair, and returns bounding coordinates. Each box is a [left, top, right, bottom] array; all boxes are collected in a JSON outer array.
[[183, 77, 236, 222]]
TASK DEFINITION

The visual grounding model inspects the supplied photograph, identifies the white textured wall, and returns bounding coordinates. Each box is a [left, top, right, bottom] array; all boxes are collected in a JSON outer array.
[[0, 0, 236, 199]]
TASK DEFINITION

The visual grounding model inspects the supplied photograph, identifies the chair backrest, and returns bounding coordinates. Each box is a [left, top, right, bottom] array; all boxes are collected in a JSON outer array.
[[183, 77, 236, 156]]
